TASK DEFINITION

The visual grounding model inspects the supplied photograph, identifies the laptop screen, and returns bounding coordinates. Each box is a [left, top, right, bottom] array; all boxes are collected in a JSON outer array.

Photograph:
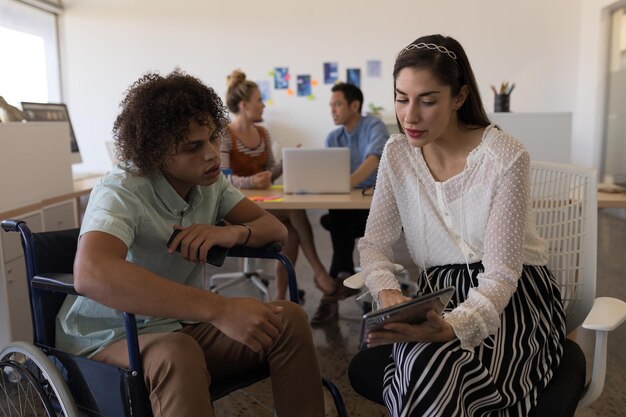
[[282, 148, 351, 194]]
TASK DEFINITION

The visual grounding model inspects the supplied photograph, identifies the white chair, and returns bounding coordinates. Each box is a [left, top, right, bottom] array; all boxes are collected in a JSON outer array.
[[529, 161, 625, 412], [208, 257, 272, 302], [346, 161, 626, 415]]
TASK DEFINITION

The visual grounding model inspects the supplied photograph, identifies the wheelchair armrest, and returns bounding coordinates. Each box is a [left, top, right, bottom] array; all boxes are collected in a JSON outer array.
[[32, 273, 80, 295], [343, 271, 365, 289], [30, 272, 144, 374], [582, 297, 626, 331], [227, 242, 283, 259]]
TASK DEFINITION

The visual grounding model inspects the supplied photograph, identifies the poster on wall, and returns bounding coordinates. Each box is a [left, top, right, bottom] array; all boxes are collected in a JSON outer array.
[[257, 80, 271, 103], [324, 62, 338, 84], [347, 68, 361, 87], [297, 75, 311, 97], [274, 67, 290, 89], [366, 60, 382, 78]]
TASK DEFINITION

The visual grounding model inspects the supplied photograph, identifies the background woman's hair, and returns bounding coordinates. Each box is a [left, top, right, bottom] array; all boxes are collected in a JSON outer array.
[[113, 70, 229, 175], [226, 69, 259, 113], [393, 34, 490, 130]]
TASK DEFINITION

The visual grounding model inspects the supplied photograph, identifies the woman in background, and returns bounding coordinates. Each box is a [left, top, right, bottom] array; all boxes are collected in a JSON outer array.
[[221, 69, 335, 300]]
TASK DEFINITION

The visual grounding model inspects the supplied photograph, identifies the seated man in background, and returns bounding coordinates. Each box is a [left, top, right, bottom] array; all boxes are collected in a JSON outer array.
[[60, 70, 325, 417], [311, 82, 390, 325]]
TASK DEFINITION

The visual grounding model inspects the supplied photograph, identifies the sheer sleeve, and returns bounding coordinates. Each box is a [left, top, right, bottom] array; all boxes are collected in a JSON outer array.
[[358, 144, 403, 302], [445, 150, 530, 350]]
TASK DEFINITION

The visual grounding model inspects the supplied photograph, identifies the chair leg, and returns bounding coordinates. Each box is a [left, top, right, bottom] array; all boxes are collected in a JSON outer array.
[[210, 275, 248, 293], [322, 377, 348, 417], [249, 274, 270, 302]]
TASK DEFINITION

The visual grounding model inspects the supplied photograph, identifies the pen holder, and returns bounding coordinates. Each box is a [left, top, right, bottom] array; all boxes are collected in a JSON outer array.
[[494, 94, 510, 112]]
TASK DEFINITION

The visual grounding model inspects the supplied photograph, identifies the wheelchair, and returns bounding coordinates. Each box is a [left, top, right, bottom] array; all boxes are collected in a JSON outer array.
[[0, 219, 348, 417]]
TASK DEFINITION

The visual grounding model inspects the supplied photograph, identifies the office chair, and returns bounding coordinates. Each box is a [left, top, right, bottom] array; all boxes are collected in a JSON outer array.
[[208, 256, 273, 301], [0, 219, 347, 417], [345, 161, 626, 416]]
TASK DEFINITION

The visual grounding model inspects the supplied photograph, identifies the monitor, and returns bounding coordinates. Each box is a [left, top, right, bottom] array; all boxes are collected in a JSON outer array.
[[20, 102, 82, 164]]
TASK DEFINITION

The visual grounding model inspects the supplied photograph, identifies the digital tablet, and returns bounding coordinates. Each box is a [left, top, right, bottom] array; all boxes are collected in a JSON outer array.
[[359, 286, 455, 348]]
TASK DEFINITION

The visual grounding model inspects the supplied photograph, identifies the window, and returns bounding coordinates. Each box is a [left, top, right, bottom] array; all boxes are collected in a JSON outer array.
[[0, 0, 61, 108]]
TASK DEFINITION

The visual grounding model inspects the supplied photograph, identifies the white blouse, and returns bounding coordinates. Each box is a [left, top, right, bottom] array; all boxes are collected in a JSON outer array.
[[358, 125, 548, 349]]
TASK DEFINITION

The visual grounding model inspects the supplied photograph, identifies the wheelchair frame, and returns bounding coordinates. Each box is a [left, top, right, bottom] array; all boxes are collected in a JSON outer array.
[[0, 219, 348, 417]]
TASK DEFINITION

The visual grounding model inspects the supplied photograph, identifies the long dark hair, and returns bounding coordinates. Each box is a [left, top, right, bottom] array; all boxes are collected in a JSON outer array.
[[393, 34, 490, 132]]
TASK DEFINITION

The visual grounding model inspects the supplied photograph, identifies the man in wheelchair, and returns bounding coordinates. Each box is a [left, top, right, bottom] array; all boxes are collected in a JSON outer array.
[[58, 70, 325, 416]]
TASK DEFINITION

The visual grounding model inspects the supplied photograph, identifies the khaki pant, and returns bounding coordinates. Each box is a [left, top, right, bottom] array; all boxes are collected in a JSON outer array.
[[93, 301, 324, 417]]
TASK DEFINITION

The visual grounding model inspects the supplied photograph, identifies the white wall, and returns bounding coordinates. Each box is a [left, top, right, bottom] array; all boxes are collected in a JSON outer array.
[[60, 0, 583, 173]]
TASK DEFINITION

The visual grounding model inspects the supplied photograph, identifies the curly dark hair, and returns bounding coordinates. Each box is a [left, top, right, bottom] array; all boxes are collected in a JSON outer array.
[[113, 71, 229, 175]]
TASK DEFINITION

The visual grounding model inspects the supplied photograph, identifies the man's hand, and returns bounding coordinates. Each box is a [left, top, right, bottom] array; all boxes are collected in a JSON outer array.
[[252, 171, 272, 189], [212, 298, 284, 352], [167, 223, 246, 262]]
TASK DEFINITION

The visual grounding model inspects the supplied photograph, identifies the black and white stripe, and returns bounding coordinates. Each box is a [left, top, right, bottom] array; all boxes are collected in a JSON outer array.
[[382, 263, 566, 417]]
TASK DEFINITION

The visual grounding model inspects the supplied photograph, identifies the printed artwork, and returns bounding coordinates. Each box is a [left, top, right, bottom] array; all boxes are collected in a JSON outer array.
[[257, 80, 271, 102], [366, 60, 382, 78], [297, 75, 312, 97], [324, 62, 338, 84], [347, 68, 361, 88], [274, 67, 289, 89]]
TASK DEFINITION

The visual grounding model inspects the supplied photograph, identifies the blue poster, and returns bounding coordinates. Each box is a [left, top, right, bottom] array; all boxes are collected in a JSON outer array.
[[274, 67, 289, 89], [297, 75, 311, 97], [347, 68, 361, 88], [324, 62, 338, 84]]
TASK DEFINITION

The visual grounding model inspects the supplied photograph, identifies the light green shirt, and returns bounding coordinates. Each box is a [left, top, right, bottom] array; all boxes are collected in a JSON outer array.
[[55, 164, 244, 357]]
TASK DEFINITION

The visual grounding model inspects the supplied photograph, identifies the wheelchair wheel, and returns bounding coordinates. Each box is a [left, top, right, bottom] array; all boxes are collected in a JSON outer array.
[[0, 341, 78, 417]]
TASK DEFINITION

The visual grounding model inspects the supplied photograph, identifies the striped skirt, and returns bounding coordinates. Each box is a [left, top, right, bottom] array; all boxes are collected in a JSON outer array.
[[382, 263, 566, 417]]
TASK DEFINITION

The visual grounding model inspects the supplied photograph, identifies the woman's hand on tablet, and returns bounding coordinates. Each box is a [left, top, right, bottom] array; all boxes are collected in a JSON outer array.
[[366, 309, 456, 347], [378, 289, 410, 309]]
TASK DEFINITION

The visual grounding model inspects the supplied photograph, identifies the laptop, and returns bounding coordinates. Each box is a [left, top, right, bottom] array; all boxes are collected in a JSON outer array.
[[282, 148, 351, 194]]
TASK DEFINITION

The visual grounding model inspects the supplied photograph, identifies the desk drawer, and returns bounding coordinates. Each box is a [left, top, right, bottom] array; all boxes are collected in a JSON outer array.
[[43, 200, 77, 232]]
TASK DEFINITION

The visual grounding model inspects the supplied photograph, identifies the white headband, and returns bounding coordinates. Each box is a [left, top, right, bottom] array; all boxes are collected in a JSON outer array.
[[400, 42, 457, 60]]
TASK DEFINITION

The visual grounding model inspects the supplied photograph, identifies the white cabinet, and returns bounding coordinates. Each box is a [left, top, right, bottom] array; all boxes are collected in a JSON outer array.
[[43, 200, 77, 232], [0, 211, 43, 346], [0, 122, 79, 346], [0, 201, 76, 346], [489, 112, 573, 164], [3, 257, 32, 344]]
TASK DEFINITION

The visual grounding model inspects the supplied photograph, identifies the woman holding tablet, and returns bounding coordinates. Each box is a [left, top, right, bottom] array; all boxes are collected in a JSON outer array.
[[221, 70, 336, 300], [356, 35, 565, 416]]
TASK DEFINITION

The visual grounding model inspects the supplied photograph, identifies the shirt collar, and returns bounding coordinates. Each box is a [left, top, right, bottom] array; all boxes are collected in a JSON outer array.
[[342, 114, 364, 138], [150, 173, 204, 216]]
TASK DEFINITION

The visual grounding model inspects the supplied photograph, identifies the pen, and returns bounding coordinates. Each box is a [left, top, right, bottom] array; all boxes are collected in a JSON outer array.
[[507, 83, 516, 95], [490, 85, 497, 95]]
